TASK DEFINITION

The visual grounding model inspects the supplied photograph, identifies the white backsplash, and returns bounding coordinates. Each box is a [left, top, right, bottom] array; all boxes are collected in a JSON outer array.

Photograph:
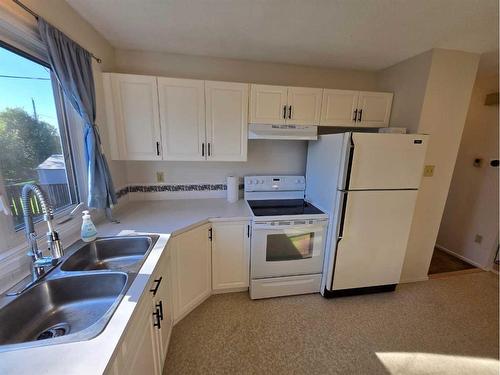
[[124, 140, 308, 185]]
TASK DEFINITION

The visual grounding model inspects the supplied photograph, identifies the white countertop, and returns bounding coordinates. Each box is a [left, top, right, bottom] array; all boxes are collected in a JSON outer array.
[[98, 198, 251, 236], [0, 198, 251, 374]]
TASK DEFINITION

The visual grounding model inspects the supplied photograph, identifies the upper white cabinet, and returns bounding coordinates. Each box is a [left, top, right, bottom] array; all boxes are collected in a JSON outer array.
[[103, 73, 162, 160], [205, 81, 248, 161], [287, 87, 323, 125], [104, 74, 248, 162], [356, 91, 393, 127], [249, 84, 322, 125], [249, 84, 288, 125], [320, 89, 359, 127], [320, 89, 393, 128], [211, 221, 250, 292], [158, 77, 205, 161]]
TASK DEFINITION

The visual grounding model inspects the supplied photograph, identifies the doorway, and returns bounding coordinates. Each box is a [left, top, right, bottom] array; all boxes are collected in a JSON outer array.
[[430, 60, 499, 277]]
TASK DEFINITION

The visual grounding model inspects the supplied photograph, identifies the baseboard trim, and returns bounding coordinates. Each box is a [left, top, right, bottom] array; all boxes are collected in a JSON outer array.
[[322, 284, 396, 298], [435, 244, 487, 270], [399, 276, 429, 284]]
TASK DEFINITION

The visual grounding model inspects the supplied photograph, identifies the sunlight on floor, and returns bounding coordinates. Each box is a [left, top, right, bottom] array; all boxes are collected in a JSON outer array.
[[376, 352, 500, 375]]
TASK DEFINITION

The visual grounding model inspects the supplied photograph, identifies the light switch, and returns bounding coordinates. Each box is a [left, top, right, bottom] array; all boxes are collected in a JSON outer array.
[[423, 165, 435, 177], [156, 171, 165, 183]]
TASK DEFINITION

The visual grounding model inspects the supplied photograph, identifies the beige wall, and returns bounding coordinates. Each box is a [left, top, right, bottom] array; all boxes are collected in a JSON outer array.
[[377, 51, 433, 133], [114, 49, 378, 90], [4, 0, 127, 190], [382, 49, 480, 282], [114, 49, 379, 185], [436, 73, 499, 268]]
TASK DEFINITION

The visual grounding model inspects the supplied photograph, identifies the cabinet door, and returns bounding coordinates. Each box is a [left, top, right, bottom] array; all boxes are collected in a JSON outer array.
[[357, 91, 393, 128], [120, 294, 161, 375], [287, 87, 323, 125], [319, 89, 358, 127], [249, 84, 288, 125], [158, 78, 206, 161], [212, 221, 250, 292], [205, 81, 248, 161], [152, 250, 173, 366], [171, 224, 211, 323], [109, 74, 162, 160]]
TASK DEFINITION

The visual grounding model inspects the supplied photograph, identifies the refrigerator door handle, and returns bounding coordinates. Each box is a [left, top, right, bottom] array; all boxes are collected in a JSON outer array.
[[337, 191, 349, 239]]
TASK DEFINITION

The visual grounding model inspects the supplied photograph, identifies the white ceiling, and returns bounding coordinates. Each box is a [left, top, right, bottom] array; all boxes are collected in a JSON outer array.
[[66, 0, 499, 71]]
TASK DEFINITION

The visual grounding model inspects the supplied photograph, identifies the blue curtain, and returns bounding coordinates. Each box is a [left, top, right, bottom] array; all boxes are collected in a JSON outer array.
[[37, 18, 117, 209]]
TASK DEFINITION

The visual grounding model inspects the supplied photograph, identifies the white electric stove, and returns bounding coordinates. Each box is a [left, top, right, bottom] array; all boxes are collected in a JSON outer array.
[[244, 175, 328, 299]]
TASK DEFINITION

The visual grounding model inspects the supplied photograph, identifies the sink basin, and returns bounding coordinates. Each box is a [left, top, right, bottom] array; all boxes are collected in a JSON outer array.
[[0, 273, 127, 349], [61, 236, 154, 272]]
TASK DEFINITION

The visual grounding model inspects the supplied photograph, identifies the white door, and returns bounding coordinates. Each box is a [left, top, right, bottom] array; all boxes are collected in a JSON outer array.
[[158, 77, 206, 161], [249, 84, 288, 125], [109, 74, 162, 160], [356, 91, 393, 128], [319, 89, 358, 127], [205, 81, 248, 161], [347, 133, 429, 190], [251, 220, 327, 279], [286, 87, 323, 125], [332, 190, 418, 290], [171, 224, 211, 322], [212, 221, 250, 291]]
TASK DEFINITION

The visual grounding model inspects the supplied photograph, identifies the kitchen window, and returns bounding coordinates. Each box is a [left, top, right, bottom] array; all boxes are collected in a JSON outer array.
[[0, 43, 79, 236]]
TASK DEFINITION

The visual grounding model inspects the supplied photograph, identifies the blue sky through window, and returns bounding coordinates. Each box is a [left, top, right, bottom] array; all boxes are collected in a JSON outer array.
[[0, 47, 59, 128]]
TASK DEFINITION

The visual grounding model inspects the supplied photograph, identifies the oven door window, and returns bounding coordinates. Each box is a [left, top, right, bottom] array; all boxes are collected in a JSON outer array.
[[266, 232, 314, 261]]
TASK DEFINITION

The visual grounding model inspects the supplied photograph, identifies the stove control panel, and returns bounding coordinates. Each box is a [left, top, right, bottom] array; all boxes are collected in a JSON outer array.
[[244, 175, 305, 192]]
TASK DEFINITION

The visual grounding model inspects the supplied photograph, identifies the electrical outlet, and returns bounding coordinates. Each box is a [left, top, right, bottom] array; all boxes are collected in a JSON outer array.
[[156, 171, 165, 183], [474, 234, 483, 244], [423, 165, 435, 177]]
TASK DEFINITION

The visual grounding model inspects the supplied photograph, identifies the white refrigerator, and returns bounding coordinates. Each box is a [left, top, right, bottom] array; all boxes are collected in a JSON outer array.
[[305, 132, 428, 297]]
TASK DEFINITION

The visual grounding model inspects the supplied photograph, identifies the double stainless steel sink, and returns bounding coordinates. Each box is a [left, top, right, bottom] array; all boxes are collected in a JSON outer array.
[[0, 235, 158, 352]]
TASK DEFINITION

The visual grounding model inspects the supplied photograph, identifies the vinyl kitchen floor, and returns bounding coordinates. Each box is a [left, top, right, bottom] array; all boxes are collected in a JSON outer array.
[[428, 248, 476, 275], [163, 272, 499, 375]]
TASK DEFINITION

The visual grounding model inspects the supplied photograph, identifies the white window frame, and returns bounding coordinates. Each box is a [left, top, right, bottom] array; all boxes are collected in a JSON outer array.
[[0, 6, 90, 292]]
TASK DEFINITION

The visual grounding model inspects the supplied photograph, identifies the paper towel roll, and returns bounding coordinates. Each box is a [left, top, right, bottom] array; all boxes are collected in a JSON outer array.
[[226, 176, 239, 203]]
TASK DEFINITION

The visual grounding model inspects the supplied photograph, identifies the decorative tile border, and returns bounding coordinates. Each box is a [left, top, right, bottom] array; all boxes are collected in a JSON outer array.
[[116, 183, 244, 199]]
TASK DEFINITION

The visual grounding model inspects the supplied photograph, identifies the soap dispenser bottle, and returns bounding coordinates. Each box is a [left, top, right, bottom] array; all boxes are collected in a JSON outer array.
[[81, 210, 97, 242]]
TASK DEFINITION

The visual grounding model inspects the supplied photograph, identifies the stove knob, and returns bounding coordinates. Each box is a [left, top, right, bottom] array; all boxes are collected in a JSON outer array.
[[295, 179, 300, 184], [247, 179, 253, 185], [260, 179, 264, 184], [253, 179, 259, 184]]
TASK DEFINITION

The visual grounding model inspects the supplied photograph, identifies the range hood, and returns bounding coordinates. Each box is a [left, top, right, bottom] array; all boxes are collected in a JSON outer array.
[[248, 124, 318, 140]]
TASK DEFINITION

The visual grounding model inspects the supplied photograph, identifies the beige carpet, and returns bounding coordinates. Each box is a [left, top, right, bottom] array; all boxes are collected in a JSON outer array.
[[164, 272, 499, 375]]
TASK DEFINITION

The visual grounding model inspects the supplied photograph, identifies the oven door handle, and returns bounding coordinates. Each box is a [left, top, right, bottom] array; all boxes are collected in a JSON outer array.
[[252, 223, 327, 231]]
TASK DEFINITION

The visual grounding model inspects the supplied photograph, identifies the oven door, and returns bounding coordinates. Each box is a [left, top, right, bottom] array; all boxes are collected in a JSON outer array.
[[251, 219, 328, 279]]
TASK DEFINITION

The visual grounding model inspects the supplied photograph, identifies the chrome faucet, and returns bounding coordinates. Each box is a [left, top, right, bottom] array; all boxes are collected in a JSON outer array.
[[21, 184, 64, 282]]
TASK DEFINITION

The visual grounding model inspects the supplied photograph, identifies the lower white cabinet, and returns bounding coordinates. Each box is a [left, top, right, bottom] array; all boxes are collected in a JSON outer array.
[[106, 220, 251, 374], [171, 223, 212, 323], [106, 249, 173, 375], [212, 221, 250, 292], [106, 291, 161, 375], [152, 248, 174, 365]]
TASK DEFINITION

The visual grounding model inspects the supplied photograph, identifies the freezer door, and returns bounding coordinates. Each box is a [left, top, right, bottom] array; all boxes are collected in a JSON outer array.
[[331, 190, 418, 291], [346, 133, 428, 190]]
